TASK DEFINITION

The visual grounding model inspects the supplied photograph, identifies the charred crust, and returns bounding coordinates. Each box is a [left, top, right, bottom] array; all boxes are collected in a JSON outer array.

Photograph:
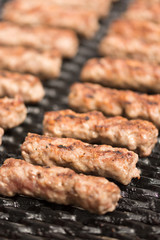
[[114, 150, 123, 155], [58, 145, 73, 150], [57, 172, 74, 178], [55, 115, 62, 121], [127, 152, 134, 157], [85, 116, 90, 120], [85, 144, 97, 148], [66, 114, 76, 119], [58, 145, 68, 149], [86, 94, 94, 98], [146, 101, 158, 105], [37, 172, 42, 179]]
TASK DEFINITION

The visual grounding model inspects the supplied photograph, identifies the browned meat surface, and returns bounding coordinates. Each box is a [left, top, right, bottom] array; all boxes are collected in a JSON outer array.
[[0, 128, 4, 145], [0, 71, 44, 103], [22, 133, 140, 185], [124, 1, 160, 23], [69, 83, 160, 129], [109, 19, 160, 43], [135, 0, 160, 3], [0, 158, 121, 214], [43, 109, 158, 157], [14, 0, 111, 18], [0, 22, 78, 58], [49, 0, 112, 17], [0, 46, 62, 79], [99, 34, 160, 64], [81, 57, 160, 92], [2, 1, 99, 38], [0, 96, 27, 129], [69, 83, 160, 128]]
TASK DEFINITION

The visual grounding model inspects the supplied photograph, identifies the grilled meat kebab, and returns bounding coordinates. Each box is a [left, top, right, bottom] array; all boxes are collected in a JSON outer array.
[[0, 46, 62, 78], [124, 1, 160, 24], [109, 19, 160, 43], [99, 34, 160, 64], [135, 0, 160, 3], [0, 71, 44, 103], [47, 0, 112, 17], [0, 22, 78, 58], [43, 109, 158, 156], [22, 133, 140, 185], [81, 57, 160, 92], [11, 0, 112, 18], [69, 83, 160, 128], [0, 158, 121, 214], [2, 2, 99, 38], [0, 96, 27, 129]]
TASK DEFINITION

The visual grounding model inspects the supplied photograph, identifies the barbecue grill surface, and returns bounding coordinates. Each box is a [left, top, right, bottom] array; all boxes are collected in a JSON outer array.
[[0, 0, 160, 239]]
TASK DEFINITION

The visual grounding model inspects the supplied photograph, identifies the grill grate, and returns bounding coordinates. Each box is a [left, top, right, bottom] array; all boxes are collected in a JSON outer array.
[[0, 0, 160, 239]]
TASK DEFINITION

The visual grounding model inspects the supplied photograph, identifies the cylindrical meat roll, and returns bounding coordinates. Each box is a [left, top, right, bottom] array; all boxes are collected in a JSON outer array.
[[46, 0, 112, 17], [13, 0, 111, 18], [43, 109, 158, 157], [124, 1, 160, 24], [99, 34, 160, 64], [0, 158, 121, 215], [21, 133, 140, 185], [0, 96, 27, 129], [0, 22, 78, 58], [69, 83, 160, 128], [0, 71, 44, 103], [81, 57, 160, 93], [0, 46, 62, 79], [134, 0, 160, 3], [2, 1, 99, 38], [109, 19, 160, 43]]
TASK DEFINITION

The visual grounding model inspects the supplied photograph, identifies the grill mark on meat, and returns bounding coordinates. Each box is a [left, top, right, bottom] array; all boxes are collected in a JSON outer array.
[[0, 22, 78, 58], [0, 158, 121, 214], [0, 70, 44, 102], [2, 0, 99, 39], [57, 145, 74, 150], [66, 114, 77, 119], [11, 0, 111, 18], [58, 145, 68, 149], [22, 133, 140, 185], [57, 172, 74, 178], [81, 57, 160, 93], [124, 1, 160, 24], [43, 109, 158, 157], [0, 96, 27, 129], [37, 172, 42, 179], [86, 94, 94, 98], [85, 116, 90, 120], [146, 101, 158, 105], [99, 34, 160, 65], [0, 46, 62, 79], [69, 82, 160, 128], [56, 114, 90, 122], [109, 18, 160, 44]]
